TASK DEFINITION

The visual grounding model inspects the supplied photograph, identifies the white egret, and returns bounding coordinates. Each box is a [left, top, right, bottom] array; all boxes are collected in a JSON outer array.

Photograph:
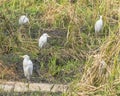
[[19, 15, 29, 25], [21, 55, 33, 80], [39, 33, 50, 48], [95, 16, 103, 33]]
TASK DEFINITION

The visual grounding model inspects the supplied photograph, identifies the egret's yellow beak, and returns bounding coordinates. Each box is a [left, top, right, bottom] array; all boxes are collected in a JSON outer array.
[[48, 35, 51, 38]]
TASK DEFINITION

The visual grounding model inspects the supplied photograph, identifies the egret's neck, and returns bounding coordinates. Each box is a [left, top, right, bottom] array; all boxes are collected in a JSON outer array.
[[24, 58, 29, 61], [100, 16, 102, 20]]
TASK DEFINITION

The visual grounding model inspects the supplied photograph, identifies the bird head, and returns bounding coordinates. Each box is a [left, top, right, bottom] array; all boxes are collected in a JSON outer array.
[[100, 15, 102, 19], [43, 33, 50, 38], [21, 55, 30, 59], [21, 15, 26, 18]]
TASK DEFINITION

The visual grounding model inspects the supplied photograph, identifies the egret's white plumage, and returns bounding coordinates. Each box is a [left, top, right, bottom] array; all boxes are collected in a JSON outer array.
[[95, 16, 103, 33], [19, 15, 29, 25], [39, 33, 50, 48], [22, 55, 33, 80]]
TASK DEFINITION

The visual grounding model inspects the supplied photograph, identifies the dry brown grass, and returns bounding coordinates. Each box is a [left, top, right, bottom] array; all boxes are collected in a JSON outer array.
[[0, 61, 17, 80], [68, 33, 120, 95]]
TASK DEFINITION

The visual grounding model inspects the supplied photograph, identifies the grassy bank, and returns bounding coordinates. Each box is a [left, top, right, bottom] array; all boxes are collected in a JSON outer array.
[[0, 0, 119, 95]]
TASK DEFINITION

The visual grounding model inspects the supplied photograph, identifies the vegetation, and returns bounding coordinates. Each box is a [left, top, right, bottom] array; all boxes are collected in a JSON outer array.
[[0, 0, 119, 95]]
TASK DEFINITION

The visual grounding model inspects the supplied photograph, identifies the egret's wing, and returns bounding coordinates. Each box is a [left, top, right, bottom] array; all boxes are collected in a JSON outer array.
[[28, 60, 33, 65], [24, 62, 33, 80], [28, 65, 33, 76], [39, 36, 47, 48], [95, 19, 103, 32], [24, 67, 30, 80], [28, 60, 33, 73], [95, 20, 100, 32], [23, 17, 29, 23], [19, 16, 29, 24]]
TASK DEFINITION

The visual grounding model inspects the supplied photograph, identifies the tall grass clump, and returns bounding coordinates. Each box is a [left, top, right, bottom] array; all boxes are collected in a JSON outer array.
[[68, 33, 120, 96]]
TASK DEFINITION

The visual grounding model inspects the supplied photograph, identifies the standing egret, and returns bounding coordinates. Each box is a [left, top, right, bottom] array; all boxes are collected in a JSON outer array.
[[95, 16, 103, 33], [39, 33, 50, 48], [21, 55, 33, 80], [19, 15, 29, 25]]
